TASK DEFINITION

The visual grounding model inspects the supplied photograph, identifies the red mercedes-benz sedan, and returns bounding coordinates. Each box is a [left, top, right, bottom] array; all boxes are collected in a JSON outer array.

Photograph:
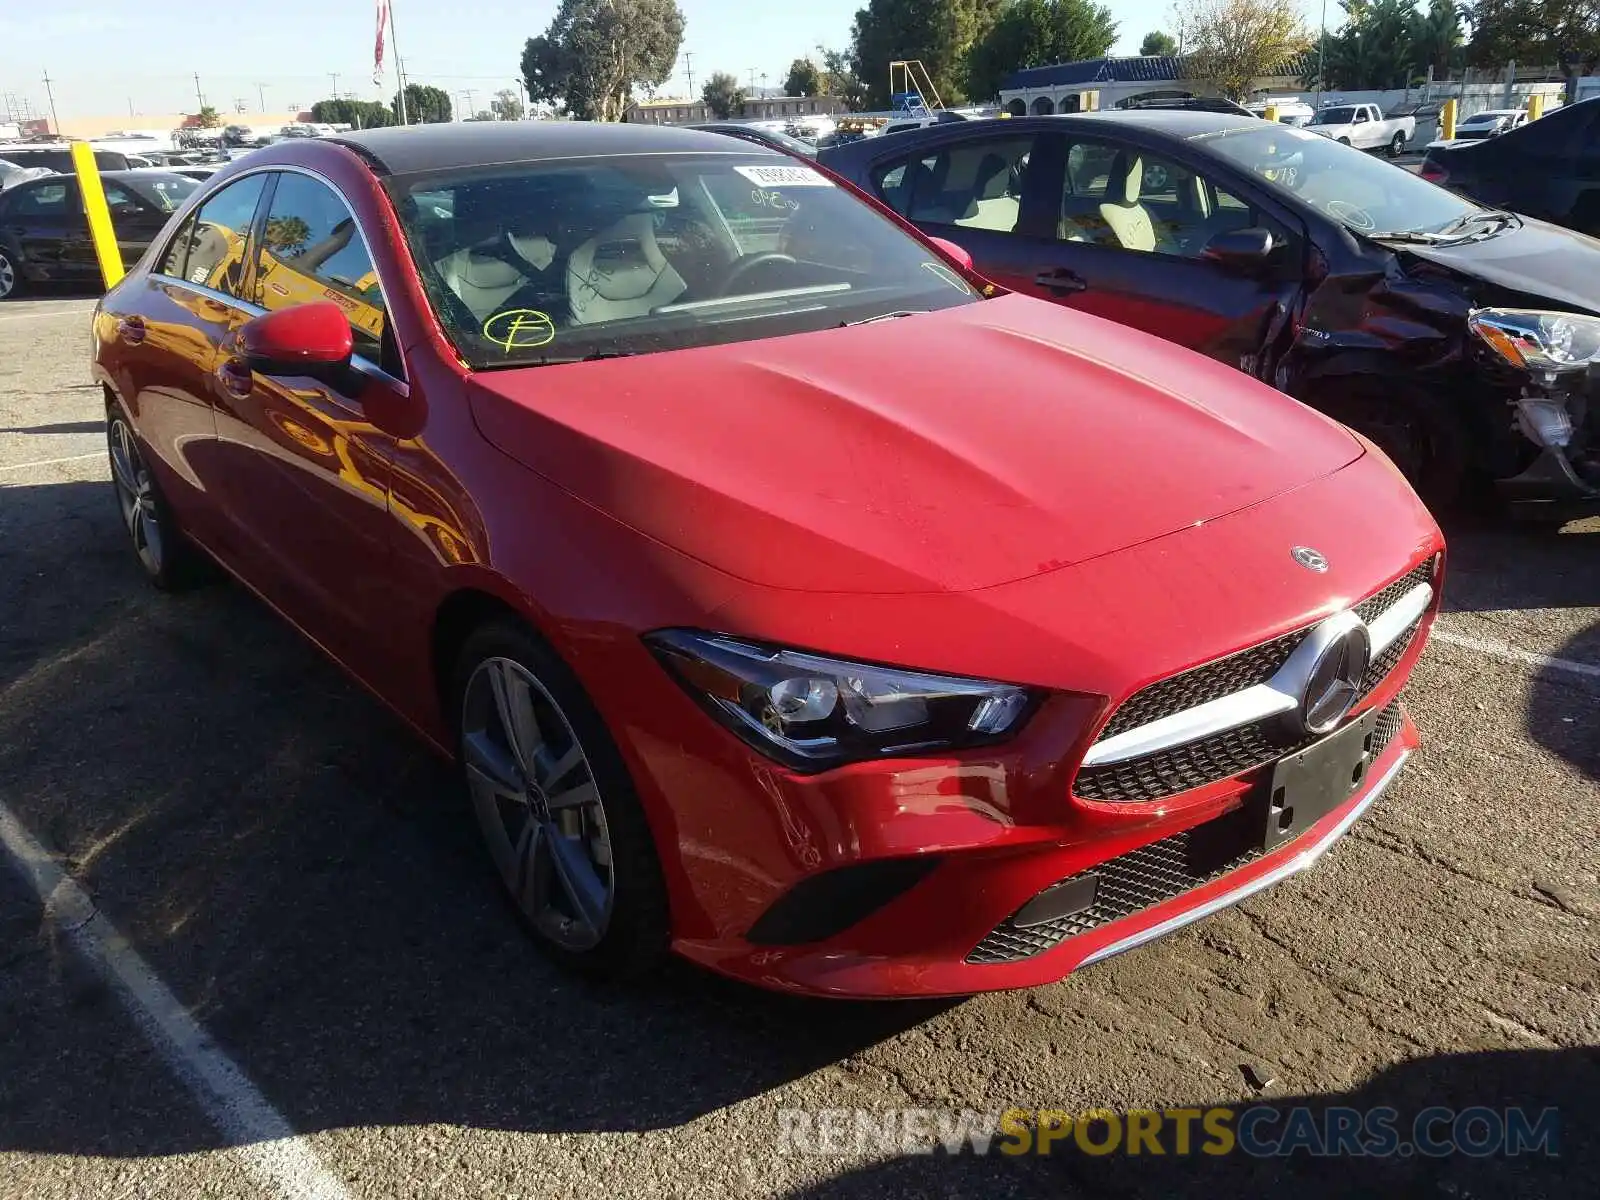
[[90, 123, 1443, 997]]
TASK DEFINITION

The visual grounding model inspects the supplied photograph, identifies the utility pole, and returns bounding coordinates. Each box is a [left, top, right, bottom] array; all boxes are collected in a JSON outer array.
[[389, 0, 410, 126], [127, 97, 135, 118], [748, 67, 757, 93], [684, 51, 695, 99], [463, 87, 476, 117], [256, 82, 268, 111], [41, 70, 60, 135], [193, 72, 205, 111]]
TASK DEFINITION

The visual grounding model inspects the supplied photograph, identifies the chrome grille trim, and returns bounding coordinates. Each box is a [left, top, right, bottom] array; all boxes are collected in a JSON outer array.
[[1081, 569, 1433, 772]]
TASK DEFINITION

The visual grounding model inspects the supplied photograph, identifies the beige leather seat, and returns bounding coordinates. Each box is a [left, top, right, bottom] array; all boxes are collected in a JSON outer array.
[[1098, 154, 1158, 252], [566, 214, 687, 325], [434, 248, 532, 322]]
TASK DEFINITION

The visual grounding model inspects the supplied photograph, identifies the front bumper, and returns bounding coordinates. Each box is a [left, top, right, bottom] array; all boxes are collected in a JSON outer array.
[[672, 704, 1418, 998]]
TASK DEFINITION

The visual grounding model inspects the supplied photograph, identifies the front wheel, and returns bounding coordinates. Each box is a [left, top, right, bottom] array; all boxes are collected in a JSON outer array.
[[106, 404, 211, 589], [450, 620, 671, 981]]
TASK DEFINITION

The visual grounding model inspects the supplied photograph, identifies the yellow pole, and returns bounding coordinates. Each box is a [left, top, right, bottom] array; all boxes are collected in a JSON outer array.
[[1086, 89, 1100, 112], [71, 142, 125, 289], [1264, 104, 1279, 123], [1441, 98, 1457, 141], [1527, 93, 1544, 121]]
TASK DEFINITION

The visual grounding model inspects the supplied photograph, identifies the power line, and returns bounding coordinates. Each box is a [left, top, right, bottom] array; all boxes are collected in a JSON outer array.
[[41, 70, 60, 134]]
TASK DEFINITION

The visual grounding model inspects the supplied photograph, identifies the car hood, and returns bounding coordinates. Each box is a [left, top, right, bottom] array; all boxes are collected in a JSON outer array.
[[1395, 217, 1600, 316], [468, 296, 1364, 594]]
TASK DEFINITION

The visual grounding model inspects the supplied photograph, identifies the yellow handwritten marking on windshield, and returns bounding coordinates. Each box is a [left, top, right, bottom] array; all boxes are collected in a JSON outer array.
[[483, 309, 556, 351]]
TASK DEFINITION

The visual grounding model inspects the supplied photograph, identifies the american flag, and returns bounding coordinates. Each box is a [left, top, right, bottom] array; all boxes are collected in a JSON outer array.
[[373, 0, 391, 85]]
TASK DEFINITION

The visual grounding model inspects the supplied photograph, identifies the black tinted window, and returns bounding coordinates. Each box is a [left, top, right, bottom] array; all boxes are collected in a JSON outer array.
[[8, 181, 75, 217], [256, 172, 386, 362], [1510, 102, 1597, 155], [165, 174, 266, 297]]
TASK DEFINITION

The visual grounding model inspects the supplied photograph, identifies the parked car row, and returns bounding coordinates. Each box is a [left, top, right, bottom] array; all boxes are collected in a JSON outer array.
[[90, 122, 1445, 997]]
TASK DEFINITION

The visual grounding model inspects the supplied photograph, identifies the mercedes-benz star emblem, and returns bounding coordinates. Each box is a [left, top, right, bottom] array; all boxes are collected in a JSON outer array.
[[1301, 625, 1371, 734], [1292, 546, 1329, 572]]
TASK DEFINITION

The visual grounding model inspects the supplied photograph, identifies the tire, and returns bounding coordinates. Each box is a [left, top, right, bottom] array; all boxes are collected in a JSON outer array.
[[106, 402, 213, 590], [0, 244, 21, 300], [449, 619, 671, 981], [1310, 386, 1470, 509], [1389, 131, 1406, 157], [1337, 137, 1352, 146]]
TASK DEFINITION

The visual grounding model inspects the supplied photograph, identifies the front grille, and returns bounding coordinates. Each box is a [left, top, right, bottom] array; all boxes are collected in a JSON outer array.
[[1078, 561, 1433, 803], [969, 701, 1404, 964], [1097, 629, 1307, 741]]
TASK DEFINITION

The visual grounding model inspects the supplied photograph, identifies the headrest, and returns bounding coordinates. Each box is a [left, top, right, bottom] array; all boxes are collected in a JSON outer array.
[[567, 214, 668, 304], [1108, 153, 1143, 205]]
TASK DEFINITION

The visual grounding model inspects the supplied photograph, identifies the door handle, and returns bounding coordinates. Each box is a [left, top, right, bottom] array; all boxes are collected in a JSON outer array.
[[118, 315, 147, 345], [1033, 268, 1088, 295], [216, 356, 254, 399]]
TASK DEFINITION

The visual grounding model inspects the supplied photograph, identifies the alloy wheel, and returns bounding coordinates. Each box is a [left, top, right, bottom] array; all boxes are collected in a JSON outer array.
[[108, 415, 165, 576], [0, 250, 15, 300], [461, 656, 615, 951]]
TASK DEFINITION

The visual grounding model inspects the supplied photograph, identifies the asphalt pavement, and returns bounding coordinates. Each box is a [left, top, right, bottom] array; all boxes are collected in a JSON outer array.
[[0, 295, 1595, 1199]]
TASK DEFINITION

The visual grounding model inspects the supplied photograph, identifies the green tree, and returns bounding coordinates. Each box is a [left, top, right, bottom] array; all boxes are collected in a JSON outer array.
[[263, 215, 311, 255], [1174, 0, 1310, 99], [701, 71, 746, 118], [394, 83, 453, 123], [1412, 0, 1466, 78], [785, 57, 823, 96], [967, 0, 1119, 102], [311, 98, 395, 128], [194, 105, 221, 128], [1313, 0, 1423, 89], [849, 0, 1006, 108], [818, 45, 870, 109], [1465, 0, 1600, 98], [521, 0, 685, 122], [1140, 30, 1179, 55], [490, 88, 526, 120]]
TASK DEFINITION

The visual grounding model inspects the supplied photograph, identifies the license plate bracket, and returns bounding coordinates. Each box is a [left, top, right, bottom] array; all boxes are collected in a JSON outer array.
[[1256, 709, 1380, 853]]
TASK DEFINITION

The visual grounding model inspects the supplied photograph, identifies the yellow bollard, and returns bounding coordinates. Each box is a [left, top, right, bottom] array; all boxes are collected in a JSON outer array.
[[70, 142, 124, 289], [1440, 98, 1457, 141], [1527, 93, 1544, 121], [1264, 104, 1279, 123]]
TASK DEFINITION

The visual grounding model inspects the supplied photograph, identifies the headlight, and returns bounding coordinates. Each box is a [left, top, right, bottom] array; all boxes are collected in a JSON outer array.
[[646, 630, 1035, 771], [1467, 308, 1600, 373]]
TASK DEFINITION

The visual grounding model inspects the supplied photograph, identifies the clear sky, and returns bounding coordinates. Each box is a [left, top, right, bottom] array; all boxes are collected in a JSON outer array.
[[1, 0, 1330, 122]]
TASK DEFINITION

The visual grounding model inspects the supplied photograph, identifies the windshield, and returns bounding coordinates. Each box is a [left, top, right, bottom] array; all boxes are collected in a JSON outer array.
[[388, 153, 980, 369], [1197, 125, 1483, 237], [1309, 107, 1357, 125]]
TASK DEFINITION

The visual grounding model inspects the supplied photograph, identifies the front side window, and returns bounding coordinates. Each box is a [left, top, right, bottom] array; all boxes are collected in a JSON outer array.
[[387, 153, 981, 369], [254, 172, 387, 363], [1308, 107, 1357, 126], [1197, 125, 1482, 238], [161, 174, 267, 298], [1057, 140, 1292, 258], [872, 136, 1034, 233]]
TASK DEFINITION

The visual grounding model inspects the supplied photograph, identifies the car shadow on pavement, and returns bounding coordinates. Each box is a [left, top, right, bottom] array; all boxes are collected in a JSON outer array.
[[0, 479, 958, 1160], [776, 1047, 1598, 1200], [1435, 511, 1598, 614]]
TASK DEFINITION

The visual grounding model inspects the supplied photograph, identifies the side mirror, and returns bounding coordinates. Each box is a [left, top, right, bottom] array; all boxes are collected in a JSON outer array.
[[927, 235, 974, 271], [1202, 227, 1275, 271], [239, 302, 353, 379]]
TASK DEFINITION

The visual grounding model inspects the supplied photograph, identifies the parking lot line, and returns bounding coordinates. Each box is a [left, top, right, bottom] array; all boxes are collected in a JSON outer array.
[[0, 307, 97, 323], [0, 452, 104, 474], [0, 802, 352, 1200], [1432, 626, 1600, 681]]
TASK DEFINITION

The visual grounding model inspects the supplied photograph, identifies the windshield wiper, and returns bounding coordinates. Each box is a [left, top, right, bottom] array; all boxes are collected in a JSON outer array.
[[839, 310, 925, 327], [1433, 209, 1521, 240], [520, 350, 638, 367], [1368, 228, 1452, 243]]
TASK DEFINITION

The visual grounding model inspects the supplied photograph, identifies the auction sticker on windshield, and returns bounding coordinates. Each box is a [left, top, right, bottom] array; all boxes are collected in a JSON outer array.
[[734, 163, 834, 188]]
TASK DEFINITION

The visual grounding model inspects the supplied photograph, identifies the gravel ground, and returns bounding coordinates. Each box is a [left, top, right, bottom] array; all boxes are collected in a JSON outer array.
[[1, 296, 1595, 1200]]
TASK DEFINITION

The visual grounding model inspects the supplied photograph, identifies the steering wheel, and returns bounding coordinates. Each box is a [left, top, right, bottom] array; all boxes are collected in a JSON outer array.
[[1325, 199, 1375, 231], [719, 251, 798, 295]]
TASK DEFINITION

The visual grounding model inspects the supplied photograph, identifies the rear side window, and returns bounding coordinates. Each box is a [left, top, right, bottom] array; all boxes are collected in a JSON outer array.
[[160, 174, 267, 298], [1510, 102, 1598, 156], [254, 172, 387, 364], [7, 182, 75, 216], [871, 136, 1034, 233]]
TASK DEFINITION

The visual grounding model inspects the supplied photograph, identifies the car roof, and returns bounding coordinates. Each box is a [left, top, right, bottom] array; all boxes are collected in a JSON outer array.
[[1463, 109, 1520, 118], [329, 121, 779, 176]]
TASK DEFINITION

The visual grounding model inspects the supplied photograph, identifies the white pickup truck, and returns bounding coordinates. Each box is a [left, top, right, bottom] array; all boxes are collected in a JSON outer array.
[[1305, 103, 1416, 155]]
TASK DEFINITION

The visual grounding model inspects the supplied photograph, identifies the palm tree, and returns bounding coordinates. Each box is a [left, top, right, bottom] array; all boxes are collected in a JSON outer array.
[[1412, 0, 1466, 79]]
